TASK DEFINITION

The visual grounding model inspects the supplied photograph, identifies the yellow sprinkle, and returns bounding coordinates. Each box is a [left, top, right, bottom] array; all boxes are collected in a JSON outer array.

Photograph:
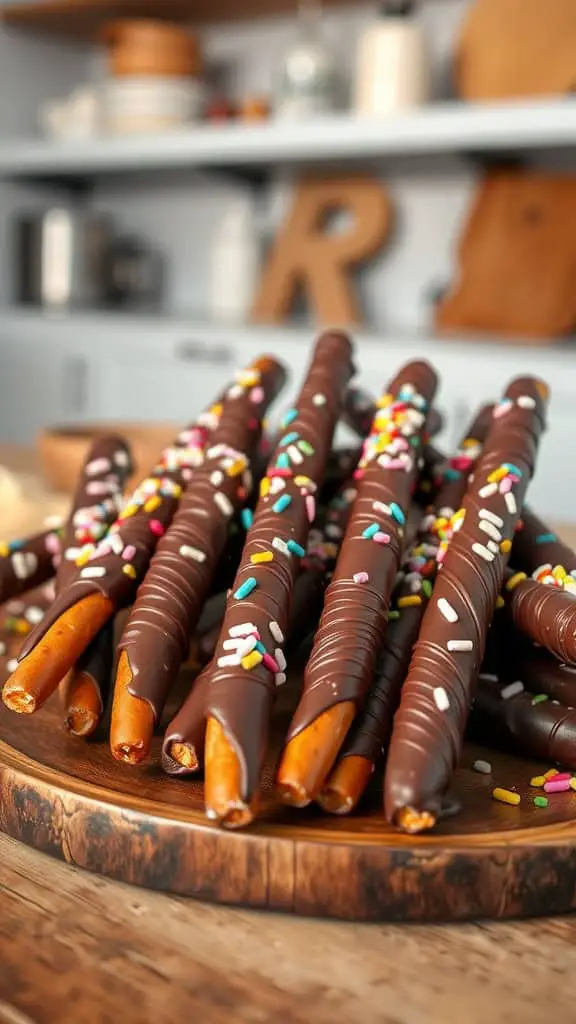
[[228, 459, 246, 477], [122, 564, 137, 579], [544, 768, 559, 779], [241, 650, 263, 671], [506, 572, 527, 592], [496, 596, 505, 609], [250, 551, 273, 564], [488, 467, 507, 483], [435, 517, 448, 529], [492, 787, 520, 806], [15, 620, 30, 635], [530, 776, 546, 788], [376, 393, 393, 409], [172, 484, 183, 499], [462, 438, 476, 449], [553, 565, 567, 580], [238, 370, 260, 388], [75, 550, 93, 567], [570, 779, 576, 791], [144, 496, 162, 513], [0, 543, 9, 557], [294, 475, 313, 488], [499, 539, 512, 554], [210, 403, 223, 417], [398, 595, 422, 608], [260, 478, 271, 497], [121, 503, 139, 520]]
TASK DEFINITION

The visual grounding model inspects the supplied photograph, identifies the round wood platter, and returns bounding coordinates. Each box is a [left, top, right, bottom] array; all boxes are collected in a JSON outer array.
[[1, 679, 576, 923]]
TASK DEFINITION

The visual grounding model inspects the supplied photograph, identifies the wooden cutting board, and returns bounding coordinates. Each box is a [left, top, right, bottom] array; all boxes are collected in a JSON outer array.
[[436, 170, 576, 339], [456, 0, 576, 100]]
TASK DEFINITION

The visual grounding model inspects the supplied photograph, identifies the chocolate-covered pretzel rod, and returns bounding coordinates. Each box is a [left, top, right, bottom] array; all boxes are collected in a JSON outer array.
[[56, 434, 133, 736], [110, 356, 286, 764], [319, 403, 493, 814], [472, 676, 576, 770], [163, 474, 359, 775], [385, 378, 549, 834], [278, 361, 438, 808], [0, 527, 61, 605], [2, 384, 236, 715], [200, 331, 355, 826]]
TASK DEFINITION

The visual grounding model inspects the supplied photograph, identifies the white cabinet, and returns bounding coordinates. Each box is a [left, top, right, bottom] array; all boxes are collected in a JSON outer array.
[[0, 339, 90, 443]]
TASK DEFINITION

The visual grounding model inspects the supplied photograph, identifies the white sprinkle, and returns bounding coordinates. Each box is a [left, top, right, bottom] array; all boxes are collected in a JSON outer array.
[[207, 444, 226, 459], [214, 492, 233, 517], [472, 542, 495, 563], [479, 483, 498, 499], [438, 506, 455, 519], [5, 601, 23, 614], [229, 622, 257, 638], [312, 393, 326, 406], [210, 470, 224, 487], [227, 384, 244, 399], [518, 395, 536, 409], [43, 514, 64, 529], [180, 545, 206, 563], [272, 537, 290, 557], [501, 680, 524, 700], [438, 598, 458, 623], [487, 540, 500, 554], [86, 456, 112, 476], [269, 621, 284, 644], [504, 492, 517, 515], [287, 444, 304, 465], [344, 488, 357, 503], [494, 398, 513, 419], [223, 638, 242, 651], [80, 566, 106, 579], [373, 501, 391, 516], [87, 480, 115, 496], [25, 606, 44, 625], [479, 520, 502, 544], [479, 508, 504, 528], [64, 546, 83, 562], [217, 654, 242, 668], [433, 687, 450, 711], [114, 450, 130, 468], [270, 477, 285, 494], [447, 639, 474, 652], [237, 636, 258, 659], [325, 524, 342, 539], [479, 672, 499, 683], [12, 552, 37, 580], [275, 648, 287, 671], [0, 642, 5, 656], [473, 759, 492, 775], [275, 672, 287, 687], [6, 659, 18, 674]]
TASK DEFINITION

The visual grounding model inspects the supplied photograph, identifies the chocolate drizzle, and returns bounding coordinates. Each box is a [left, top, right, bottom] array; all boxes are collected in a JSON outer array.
[[285, 361, 438, 745], [119, 356, 286, 720], [340, 404, 493, 767], [384, 377, 548, 829], [200, 331, 355, 801]]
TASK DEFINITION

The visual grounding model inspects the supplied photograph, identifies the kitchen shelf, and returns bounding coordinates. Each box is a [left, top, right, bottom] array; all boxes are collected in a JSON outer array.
[[1, 0, 362, 37], [0, 100, 575, 182]]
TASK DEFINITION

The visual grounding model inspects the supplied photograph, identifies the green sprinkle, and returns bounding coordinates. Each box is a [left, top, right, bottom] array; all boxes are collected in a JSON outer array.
[[422, 579, 433, 598], [388, 610, 401, 620], [534, 796, 548, 808], [531, 694, 549, 705], [297, 440, 315, 456]]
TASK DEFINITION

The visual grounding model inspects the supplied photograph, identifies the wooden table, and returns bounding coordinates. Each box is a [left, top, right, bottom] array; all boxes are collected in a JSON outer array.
[[0, 447, 575, 1024]]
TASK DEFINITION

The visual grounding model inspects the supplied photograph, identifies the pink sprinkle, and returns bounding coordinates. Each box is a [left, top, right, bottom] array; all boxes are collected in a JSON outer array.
[[451, 455, 473, 472], [149, 519, 165, 537], [353, 469, 365, 481], [553, 772, 572, 782], [44, 533, 61, 555], [122, 545, 137, 560], [374, 532, 391, 545], [306, 495, 316, 523], [544, 779, 571, 793], [182, 468, 193, 481], [262, 652, 280, 673], [353, 572, 369, 584], [250, 386, 264, 404], [268, 468, 293, 479], [500, 477, 513, 493]]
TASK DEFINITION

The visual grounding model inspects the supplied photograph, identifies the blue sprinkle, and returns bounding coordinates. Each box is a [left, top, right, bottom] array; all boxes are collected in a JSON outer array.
[[241, 508, 254, 530], [273, 495, 292, 514], [503, 463, 523, 477], [536, 533, 557, 545], [255, 641, 266, 654], [9, 540, 24, 551], [276, 453, 291, 469], [281, 408, 298, 428], [362, 523, 380, 539], [287, 540, 306, 557], [234, 577, 258, 600], [390, 502, 406, 525], [279, 431, 300, 447], [444, 468, 461, 481]]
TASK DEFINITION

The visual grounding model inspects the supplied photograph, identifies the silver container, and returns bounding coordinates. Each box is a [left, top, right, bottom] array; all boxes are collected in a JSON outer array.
[[14, 207, 114, 309]]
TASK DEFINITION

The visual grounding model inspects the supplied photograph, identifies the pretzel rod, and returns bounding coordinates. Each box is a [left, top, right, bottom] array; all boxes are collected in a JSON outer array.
[[164, 473, 359, 774], [384, 377, 549, 834], [277, 361, 438, 808], [110, 356, 286, 764], [63, 621, 115, 736], [2, 384, 237, 714], [198, 331, 355, 826], [319, 404, 494, 814], [472, 675, 576, 770]]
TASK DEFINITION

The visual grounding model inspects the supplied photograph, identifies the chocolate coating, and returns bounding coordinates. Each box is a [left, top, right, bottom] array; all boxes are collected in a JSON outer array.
[[201, 331, 355, 801], [514, 646, 576, 706], [162, 662, 212, 774], [18, 385, 233, 663], [507, 577, 576, 665], [286, 360, 438, 744], [512, 508, 576, 576], [341, 404, 493, 767], [0, 529, 60, 605], [119, 357, 286, 720], [385, 377, 548, 828]]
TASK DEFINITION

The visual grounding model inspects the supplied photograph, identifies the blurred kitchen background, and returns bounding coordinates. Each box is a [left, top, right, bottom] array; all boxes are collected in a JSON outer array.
[[0, 0, 574, 519]]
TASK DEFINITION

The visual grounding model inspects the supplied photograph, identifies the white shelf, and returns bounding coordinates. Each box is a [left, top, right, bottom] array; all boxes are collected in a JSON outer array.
[[1, 99, 575, 180]]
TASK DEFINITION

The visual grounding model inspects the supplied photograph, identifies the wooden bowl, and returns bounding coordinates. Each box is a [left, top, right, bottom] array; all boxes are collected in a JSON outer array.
[[102, 19, 202, 79], [37, 422, 179, 495]]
